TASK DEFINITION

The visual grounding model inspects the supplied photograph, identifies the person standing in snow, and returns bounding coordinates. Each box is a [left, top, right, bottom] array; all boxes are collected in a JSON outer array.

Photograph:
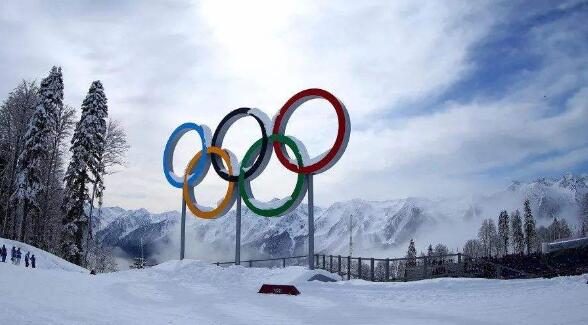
[[25, 252, 30, 267], [1, 245, 6, 262], [11, 246, 16, 264], [15, 248, 21, 265], [31, 254, 36, 268]]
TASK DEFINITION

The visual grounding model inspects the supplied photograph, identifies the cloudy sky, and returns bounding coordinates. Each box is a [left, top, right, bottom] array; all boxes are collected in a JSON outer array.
[[1, 1, 587, 213]]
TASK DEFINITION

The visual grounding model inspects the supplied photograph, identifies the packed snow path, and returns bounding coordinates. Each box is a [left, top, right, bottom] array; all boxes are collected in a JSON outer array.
[[0, 259, 587, 324]]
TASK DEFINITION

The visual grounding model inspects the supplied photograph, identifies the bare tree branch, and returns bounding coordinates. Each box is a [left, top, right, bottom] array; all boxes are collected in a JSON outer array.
[[103, 119, 130, 174]]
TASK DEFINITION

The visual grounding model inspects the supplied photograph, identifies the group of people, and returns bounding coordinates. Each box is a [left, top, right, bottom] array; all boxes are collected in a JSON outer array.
[[1, 244, 36, 268]]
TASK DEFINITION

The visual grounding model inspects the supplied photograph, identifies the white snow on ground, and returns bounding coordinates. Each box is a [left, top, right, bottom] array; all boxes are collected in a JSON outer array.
[[0, 237, 86, 273], [1, 257, 587, 325]]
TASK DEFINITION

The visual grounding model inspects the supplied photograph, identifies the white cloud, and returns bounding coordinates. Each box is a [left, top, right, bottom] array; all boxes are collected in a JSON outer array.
[[1, 1, 586, 212]]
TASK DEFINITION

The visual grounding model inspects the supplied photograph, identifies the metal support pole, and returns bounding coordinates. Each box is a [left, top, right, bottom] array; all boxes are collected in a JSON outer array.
[[307, 174, 315, 270], [180, 197, 186, 260], [358, 257, 362, 279], [329, 255, 333, 272], [347, 256, 351, 280], [370, 258, 375, 281], [235, 196, 241, 265]]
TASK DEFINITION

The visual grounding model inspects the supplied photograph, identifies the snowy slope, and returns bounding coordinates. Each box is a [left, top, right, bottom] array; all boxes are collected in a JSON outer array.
[[0, 259, 587, 324], [0, 237, 86, 273]]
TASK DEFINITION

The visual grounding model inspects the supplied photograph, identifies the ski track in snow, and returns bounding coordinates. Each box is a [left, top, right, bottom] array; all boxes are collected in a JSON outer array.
[[1, 259, 587, 325]]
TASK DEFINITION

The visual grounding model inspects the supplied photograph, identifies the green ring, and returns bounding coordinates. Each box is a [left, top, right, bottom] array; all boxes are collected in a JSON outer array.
[[239, 134, 306, 217]]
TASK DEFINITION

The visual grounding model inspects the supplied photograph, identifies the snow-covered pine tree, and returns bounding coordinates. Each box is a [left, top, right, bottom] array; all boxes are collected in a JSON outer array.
[[61, 81, 108, 266], [37, 68, 66, 248], [498, 210, 509, 256], [523, 199, 536, 254], [406, 239, 417, 267], [10, 67, 62, 245], [510, 209, 524, 255]]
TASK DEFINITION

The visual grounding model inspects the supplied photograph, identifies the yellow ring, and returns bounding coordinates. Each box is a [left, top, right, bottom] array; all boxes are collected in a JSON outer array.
[[183, 146, 236, 219]]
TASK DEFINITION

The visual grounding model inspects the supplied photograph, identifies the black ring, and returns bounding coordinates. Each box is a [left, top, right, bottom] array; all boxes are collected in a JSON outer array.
[[211, 107, 270, 182]]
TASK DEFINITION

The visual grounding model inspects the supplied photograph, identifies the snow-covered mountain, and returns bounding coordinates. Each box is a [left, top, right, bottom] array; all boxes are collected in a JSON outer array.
[[95, 173, 588, 263], [95, 208, 177, 259]]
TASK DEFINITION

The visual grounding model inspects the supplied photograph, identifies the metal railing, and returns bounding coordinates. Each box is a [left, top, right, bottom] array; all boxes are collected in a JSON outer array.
[[313, 253, 533, 281], [215, 253, 533, 282], [215, 255, 308, 268]]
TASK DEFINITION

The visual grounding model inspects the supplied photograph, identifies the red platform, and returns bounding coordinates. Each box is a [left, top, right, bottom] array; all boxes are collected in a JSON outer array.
[[258, 284, 300, 296]]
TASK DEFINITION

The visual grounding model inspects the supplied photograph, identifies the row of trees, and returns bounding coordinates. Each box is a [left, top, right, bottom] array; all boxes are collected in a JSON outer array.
[[463, 198, 584, 258], [405, 239, 451, 266], [0, 67, 128, 269], [403, 196, 588, 263]]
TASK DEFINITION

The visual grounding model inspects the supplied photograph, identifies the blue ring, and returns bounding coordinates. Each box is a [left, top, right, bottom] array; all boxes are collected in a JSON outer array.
[[163, 122, 209, 188]]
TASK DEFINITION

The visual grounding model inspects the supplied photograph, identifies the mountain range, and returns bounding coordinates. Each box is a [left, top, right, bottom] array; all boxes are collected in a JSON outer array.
[[94, 173, 588, 265]]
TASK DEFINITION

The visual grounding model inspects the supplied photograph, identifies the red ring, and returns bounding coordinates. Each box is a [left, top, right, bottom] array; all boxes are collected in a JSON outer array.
[[272, 88, 349, 174]]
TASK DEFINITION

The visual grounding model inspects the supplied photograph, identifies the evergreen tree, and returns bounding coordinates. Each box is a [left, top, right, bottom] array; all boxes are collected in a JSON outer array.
[[498, 210, 509, 256], [406, 239, 417, 267], [61, 81, 108, 266], [510, 210, 524, 254], [489, 220, 499, 257], [558, 219, 572, 240], [427, 244, 433, 257], [10, 67, 63, 245], [536, 225, 549, 245], [547, 218, 561, 241], [523, 199, 536, 254]]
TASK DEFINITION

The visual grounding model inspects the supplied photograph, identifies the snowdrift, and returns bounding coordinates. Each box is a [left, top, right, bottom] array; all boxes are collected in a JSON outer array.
[[0, 237, 86, 273], [150, 259, 341, 285]]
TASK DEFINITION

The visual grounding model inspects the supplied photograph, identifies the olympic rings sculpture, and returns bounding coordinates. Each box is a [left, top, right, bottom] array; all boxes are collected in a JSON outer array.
[[163, 88, 350, 219]]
